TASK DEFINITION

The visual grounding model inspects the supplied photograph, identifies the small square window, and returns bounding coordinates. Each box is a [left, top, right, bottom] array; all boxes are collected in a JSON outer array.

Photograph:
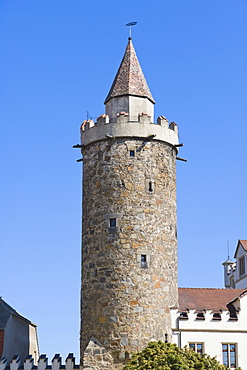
[[137, 250, 151, 269], [141, 255, 148, 268], [129, 150, 135, 157], [109, 218, 117, 228], [105, 213, 122, 234]]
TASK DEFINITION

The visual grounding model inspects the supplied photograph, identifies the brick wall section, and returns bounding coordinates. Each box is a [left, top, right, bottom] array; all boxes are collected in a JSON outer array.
[[81, 137, 178, 367]]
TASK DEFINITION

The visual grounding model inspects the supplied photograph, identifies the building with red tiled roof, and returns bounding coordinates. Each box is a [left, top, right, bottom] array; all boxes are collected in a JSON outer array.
[[171, 287, 247, 369], [178, 287, 246, 312], [172, 239, 247, 370]]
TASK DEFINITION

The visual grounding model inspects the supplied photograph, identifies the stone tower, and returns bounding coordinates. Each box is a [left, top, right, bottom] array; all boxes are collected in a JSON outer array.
[[80, 37, 180, 369]]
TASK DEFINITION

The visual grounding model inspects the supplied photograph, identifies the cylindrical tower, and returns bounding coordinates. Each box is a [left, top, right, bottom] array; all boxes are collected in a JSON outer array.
[[80, 38, 180, 369]]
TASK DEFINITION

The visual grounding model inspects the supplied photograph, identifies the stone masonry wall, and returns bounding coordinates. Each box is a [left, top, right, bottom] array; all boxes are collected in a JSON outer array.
[[81, 137, 178, 368]]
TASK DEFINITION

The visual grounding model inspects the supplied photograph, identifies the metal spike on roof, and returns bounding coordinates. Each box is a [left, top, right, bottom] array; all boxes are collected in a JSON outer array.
[[104, 38, 155, 104]]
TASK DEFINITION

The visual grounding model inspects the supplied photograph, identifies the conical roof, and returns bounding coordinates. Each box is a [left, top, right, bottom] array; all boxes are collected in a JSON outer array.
[[105, 38, 155, 104]]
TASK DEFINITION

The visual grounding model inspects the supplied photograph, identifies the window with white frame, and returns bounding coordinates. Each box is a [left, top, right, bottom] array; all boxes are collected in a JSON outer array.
[[189, 343, 203, 355], [222, 344, 237, 368]]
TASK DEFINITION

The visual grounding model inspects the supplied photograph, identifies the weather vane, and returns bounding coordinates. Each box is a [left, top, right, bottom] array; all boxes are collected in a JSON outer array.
[[125, 21, 138, 38]]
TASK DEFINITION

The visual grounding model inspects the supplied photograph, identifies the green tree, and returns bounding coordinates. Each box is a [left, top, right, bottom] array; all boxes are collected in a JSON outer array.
[[123, 341, 241, 370]]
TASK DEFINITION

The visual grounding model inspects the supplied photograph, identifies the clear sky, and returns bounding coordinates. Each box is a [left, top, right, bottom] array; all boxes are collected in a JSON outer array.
[[1, 0, 247, 363]]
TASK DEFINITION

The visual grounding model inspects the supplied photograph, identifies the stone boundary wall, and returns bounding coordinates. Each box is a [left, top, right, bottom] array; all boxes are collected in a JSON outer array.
[[0, 354, 79, 370]]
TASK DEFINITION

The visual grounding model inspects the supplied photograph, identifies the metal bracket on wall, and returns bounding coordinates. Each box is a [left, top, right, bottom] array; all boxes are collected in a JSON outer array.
[[73, 144, 84, 148], [73, 144, 84, 162], [176, 156, 187, 162]]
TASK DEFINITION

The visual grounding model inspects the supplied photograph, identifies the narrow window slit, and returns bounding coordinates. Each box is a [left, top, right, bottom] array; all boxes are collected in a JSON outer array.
[[148, 181, 153, 192]]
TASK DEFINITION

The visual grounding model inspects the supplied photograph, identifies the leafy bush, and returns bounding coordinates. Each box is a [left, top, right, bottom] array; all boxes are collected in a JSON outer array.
[[123, 341, 242, 370]]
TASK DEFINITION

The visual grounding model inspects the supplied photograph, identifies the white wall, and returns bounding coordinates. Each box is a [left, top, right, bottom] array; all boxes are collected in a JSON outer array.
[[171, 295, 247, 369]]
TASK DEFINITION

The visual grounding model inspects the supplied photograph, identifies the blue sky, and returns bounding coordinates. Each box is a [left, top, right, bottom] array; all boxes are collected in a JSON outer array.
[[1, 0, 247, 362]]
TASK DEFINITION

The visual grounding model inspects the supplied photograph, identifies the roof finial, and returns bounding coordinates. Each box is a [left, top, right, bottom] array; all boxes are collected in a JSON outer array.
[[125, 21, 138, 39], [227, 240, 230, 259]]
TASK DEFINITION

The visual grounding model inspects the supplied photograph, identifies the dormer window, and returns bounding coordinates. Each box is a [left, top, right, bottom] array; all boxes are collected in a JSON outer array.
[[228, 304, 238, 321], [212, 312, 221, 320], [229, 312, 238, 321], [239, 256, 245, 277], [196, 312, 205, 320], [179, 311, 188, 319]]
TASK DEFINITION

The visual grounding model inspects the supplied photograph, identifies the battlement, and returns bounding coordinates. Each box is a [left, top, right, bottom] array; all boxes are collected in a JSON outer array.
[[0, 354, 79, 370], [80, 113, 179, 147]]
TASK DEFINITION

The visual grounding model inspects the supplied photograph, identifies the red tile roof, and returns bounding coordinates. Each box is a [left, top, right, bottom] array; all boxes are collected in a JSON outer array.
[[178, 288, 247, 311], [234, 239, 247, 258], [239, 240, 247, 251], [105, 38, 155, 104]]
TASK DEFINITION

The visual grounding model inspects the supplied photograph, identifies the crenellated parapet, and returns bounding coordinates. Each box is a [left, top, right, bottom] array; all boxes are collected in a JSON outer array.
[[0, 354, 79, 370], [80, 112, 179, 147]]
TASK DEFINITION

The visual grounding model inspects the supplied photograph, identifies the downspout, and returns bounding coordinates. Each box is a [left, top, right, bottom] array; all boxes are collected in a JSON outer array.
[[176, 315, 182, 348]]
